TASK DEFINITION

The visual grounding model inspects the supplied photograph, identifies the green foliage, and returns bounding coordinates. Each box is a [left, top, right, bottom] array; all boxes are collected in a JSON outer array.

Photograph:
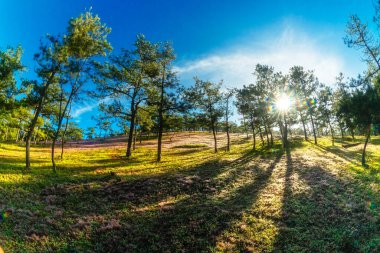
[[0, 46, 23, 112], [65, 122, 84, 140], [65, 11, 112, 58], [186, 78, 224, 126]]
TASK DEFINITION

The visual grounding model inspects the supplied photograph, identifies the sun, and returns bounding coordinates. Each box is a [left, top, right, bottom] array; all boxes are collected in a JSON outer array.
[[275, 94, 291, 112]]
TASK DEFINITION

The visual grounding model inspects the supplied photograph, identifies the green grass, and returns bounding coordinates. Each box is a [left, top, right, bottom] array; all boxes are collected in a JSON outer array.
[[0, 135, 380, 252]]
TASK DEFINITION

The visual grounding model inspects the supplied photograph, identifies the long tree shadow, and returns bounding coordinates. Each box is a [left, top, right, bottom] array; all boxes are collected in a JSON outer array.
[[275, 148, 380, 252], [28, 148, 283, 252], [309, 140, 362, 166], [87, 153, 283, 252]]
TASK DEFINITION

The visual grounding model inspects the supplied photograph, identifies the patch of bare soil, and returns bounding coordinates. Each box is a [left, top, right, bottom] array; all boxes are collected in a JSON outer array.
[[60, 132, 248, 151]]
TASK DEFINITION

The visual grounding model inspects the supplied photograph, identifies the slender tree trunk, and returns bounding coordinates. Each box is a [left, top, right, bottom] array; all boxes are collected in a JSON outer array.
[[278, 120, 284, 140], [283, 115, 288, 149], [51, 139, 57, 173], [26, 111, 41, 170], [25, 71, 57, 170], [350, 128, 355, 141], [362, 124, 371, 166], [16, 129, 20, 143], [264, 124, 269, 146], [226, 123, 230, 152], [300, 113, 308, 141], [310, 113, 317, 144], [61, 104, 72, 160], [211, 121, 218, 153], [268, 125, 273, 146], [157, 68, 165, 162], [328, 121, 335, 146], [225, 98, 230, 152], [51, 125, 64, 173], [61, 117, 70, 160], [242, 114, 249, 139], [251, 121, 256, 150], [339, 124, 344, 140], [258, 127, 264, 146], [133, 124, 137, 151], [51, 91, 73, 172], [126, 106, 136, 158]]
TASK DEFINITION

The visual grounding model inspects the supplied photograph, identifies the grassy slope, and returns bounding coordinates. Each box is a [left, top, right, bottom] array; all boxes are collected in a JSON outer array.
[[0, 135, 379, 252]]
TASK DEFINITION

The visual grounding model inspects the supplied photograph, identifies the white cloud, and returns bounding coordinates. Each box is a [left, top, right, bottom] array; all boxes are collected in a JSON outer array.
[[71, 97, 110, 119], [71, 103, 97, 118], [174, 23, 365, 88]]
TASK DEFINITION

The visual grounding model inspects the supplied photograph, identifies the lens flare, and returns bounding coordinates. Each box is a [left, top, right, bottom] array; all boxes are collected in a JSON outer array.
[[275, 94, 291, 112]]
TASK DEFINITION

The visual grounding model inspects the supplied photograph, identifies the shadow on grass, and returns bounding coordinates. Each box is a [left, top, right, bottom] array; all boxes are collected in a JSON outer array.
[[3, 137, 380, 252], [26, 146, 283, 252], [87, 154, 282, 252], [274, 148, 380, 253], [308, 140, 362, 166]]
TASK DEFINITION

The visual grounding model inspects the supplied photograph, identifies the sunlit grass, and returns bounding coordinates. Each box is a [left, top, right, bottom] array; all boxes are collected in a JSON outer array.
[[0, 134, 380, 252]]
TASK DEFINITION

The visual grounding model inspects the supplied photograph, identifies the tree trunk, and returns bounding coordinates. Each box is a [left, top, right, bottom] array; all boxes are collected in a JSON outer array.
[[61, 121, 68, 160], [283, 116, 288, 149], [25, 71, 57, 170], [226, 123, 230, 152], [133, 125, 137, 151], [362, 124, 371, 166], [51, 96, 72, 172], [268, 125, 273, 146], [126, 106, 136, 158], [350, 128, 355, 141], [339, 124, 344, 139], [278, 120, 283, 140], [60, 104, 72, 160], [251, 122, 256, 150], [157, 68, 165, 162], [211, 121, 218, 153], [16, 129, 20, 143], [225, 99, 230, 152], [264, 124, 269, 146], [51, 138, 57, 173], [310, 113, 317, 144], [258, 127, 264, 146], [242, 114, 249, 139], [328, 121, 335, 146], [26, 104, 44, 170], [300, 113, 308, 141], [51, 125, 63, 173]]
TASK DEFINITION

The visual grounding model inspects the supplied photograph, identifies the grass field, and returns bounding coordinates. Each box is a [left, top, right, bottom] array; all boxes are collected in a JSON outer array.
[[0, 133, 380, 252]]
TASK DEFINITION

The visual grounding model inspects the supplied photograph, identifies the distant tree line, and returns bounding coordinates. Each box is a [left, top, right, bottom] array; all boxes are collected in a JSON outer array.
[[1, 5, 380, 172]]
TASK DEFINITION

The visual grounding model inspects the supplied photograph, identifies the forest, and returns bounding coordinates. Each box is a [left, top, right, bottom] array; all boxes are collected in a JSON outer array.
[[1, 2, 380, 253]]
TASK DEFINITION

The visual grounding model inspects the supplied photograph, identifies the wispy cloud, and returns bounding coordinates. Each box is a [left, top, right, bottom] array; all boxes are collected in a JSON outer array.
[[71, 97, 110, 120], [71, 103, 97, 119], [175, 22, 365, 87]]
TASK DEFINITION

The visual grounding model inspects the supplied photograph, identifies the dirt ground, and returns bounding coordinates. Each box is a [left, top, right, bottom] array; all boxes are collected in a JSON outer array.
[[61, 132, 248, 150]]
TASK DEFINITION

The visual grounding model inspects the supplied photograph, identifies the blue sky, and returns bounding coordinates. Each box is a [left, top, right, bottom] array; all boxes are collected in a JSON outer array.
[[0, 0, 374, 130]]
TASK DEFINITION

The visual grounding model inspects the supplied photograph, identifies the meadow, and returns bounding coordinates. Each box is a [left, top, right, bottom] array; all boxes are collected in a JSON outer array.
[[1, 133, 380, 252]]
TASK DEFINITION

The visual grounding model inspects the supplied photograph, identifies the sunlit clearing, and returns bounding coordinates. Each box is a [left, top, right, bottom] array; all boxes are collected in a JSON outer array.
[[275, 94, 291, 112]]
